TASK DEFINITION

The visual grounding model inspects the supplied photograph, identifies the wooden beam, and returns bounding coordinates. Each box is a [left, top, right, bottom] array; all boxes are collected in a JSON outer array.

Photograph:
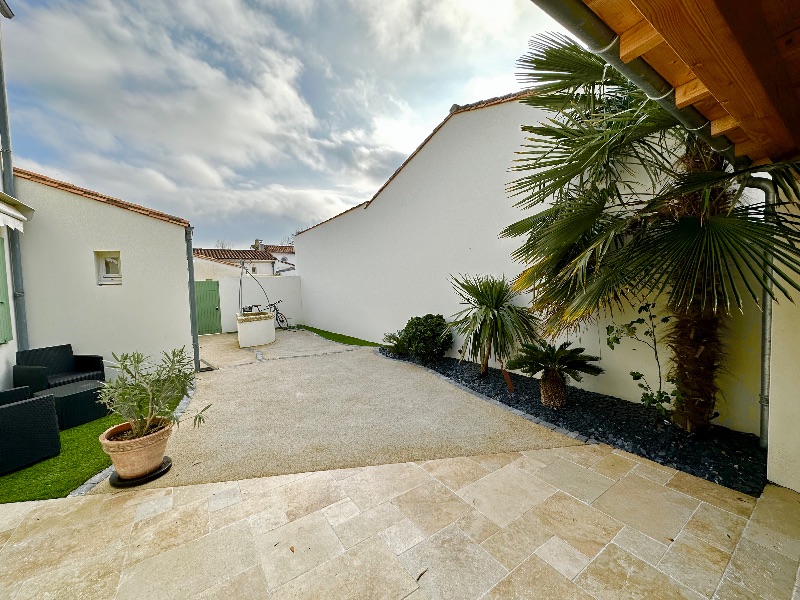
[[734, 140, 762, 158], [620, 19, 665, 62], [675, 78, 712, 109], [628, 0, 800, 161], [710, 115, 739, 137]]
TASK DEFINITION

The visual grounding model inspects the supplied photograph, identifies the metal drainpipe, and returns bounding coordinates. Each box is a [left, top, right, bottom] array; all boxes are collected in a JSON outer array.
[[746, 176, 775, 449], [185, 226, 200, 372], [0, 20, 28, 350], [529, 0, 745, 167]]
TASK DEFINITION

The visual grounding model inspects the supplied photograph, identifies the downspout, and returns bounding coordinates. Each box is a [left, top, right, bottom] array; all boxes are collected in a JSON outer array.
[[185, 226, 200, 372], [529, 0, 745, 167], [746, 176, 775, 449], [0, 19, 28, 350]]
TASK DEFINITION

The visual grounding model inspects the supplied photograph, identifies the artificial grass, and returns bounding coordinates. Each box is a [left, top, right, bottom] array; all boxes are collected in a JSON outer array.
[[0, 413, 123, 504], [298, 325, 383, 347]]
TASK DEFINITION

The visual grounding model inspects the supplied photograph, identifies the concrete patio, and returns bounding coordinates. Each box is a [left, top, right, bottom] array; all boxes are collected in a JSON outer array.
[[1, 331, 799, 598]]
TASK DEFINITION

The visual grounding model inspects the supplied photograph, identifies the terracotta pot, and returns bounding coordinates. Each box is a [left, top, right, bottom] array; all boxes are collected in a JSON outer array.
[[99, 419, 173, 480]]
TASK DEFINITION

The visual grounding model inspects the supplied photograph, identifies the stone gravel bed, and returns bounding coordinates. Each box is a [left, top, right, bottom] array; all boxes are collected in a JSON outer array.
[[380, 349, 767, 497]]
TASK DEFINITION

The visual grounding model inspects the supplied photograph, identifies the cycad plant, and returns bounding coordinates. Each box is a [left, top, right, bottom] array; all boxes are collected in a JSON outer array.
[[446, 274, 539, 389], [507, 341, 603, 409], [503, 33, 800, 431]]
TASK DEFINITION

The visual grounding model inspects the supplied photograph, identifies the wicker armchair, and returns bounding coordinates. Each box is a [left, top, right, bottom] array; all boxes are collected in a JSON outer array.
[[0, 386, 61, 475], [14, 344, 105, 393]]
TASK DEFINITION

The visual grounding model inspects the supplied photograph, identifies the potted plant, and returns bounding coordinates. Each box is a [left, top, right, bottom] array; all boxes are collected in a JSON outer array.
[[98, 347, 208, 481], [507, 340, 603, 409]]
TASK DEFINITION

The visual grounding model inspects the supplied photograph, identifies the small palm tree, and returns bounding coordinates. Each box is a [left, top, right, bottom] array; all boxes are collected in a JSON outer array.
[[507, 341, 603, 409], [446, 275, 539, 386]]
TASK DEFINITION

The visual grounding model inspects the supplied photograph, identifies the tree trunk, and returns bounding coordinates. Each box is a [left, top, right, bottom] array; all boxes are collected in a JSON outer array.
[[480, 345, 490, 376], [539, 368, 567, 409], [667, 301, 723, 433]]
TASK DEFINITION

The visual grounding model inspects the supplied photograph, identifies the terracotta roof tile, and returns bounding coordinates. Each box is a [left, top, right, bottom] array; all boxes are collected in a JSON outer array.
[[13, 168, 189, 227], [193, 248, 277, 261], [262, 245, 295, 254]]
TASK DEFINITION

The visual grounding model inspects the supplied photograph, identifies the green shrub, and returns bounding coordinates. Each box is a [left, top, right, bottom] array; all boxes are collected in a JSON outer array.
[[384, 314, 451, 364], [382, 330, 409, 355], [403, 314, 451, 364]]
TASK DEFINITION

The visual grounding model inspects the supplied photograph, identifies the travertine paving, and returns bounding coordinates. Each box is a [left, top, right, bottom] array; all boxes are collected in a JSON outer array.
[[2, 445, 799, 599]]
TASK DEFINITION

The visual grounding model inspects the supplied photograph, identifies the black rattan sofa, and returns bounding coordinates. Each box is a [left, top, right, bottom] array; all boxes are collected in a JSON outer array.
[[13, 344, 105, 393], [0, 386, 60, 475]]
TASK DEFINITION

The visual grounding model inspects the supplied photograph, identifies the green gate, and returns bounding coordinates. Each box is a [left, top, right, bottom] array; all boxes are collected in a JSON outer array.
[[195, 280, 222, 335]]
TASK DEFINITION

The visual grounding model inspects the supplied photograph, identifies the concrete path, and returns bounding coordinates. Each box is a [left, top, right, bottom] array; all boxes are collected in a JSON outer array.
[[3, 447, 799, 599], [93, 331, 576, 492]]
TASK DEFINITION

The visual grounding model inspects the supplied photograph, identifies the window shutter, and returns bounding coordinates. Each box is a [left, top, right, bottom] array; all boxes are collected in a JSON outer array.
[[0, 237, 14, 344]]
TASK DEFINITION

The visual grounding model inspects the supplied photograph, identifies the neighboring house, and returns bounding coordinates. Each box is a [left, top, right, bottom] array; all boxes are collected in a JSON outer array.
[[13, 168, 195, 372], [193, 248, 276, 275], [295, 92, 763, 439], [263, 245, 296, 275]]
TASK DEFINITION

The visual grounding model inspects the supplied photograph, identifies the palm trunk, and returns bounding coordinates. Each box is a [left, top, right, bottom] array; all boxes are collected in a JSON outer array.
[[480, 345, 490, 376], [539, 368, 567, 409], [667, 301, 723, 433]]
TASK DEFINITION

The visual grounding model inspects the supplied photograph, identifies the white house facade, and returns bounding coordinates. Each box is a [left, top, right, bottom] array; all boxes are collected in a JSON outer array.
[[14, 169, 194, 366], [296, 93, 766, 450]]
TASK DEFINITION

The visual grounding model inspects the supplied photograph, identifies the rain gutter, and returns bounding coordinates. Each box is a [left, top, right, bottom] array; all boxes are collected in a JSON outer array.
[[0, 15, 29, 350], [746, 176, 774, 449], [529, 0, 745, 168], [185, 226, 201, 372]]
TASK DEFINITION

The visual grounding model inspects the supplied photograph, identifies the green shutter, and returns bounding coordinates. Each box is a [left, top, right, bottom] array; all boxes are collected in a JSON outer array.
[[0, 237, 13, 344]]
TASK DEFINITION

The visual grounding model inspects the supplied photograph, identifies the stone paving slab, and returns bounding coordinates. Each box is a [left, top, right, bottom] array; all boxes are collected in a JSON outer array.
[[2, 450, 799, 599]]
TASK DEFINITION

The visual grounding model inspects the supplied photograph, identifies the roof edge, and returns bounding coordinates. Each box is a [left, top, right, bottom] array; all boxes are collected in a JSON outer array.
[[13, 168, 190, 227], [296, 90, 529, 236]]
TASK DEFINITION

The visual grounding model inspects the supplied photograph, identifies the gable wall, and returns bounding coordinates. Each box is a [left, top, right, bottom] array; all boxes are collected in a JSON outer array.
[[296, 99, 762, 435], [15, 176, 192, 363]]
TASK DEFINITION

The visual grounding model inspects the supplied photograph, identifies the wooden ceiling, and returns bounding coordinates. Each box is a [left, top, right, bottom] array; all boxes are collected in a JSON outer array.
[[582, 0, 800, 164]]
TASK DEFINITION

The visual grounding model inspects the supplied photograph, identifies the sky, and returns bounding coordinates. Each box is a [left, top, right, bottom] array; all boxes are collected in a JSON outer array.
[[3, 0, 565, 248]]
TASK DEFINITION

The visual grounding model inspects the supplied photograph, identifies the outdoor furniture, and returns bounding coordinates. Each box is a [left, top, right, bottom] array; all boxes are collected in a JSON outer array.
[[34, 380, 107, 430], [13, 344, 105, 394], [0, 386, 60, 475]]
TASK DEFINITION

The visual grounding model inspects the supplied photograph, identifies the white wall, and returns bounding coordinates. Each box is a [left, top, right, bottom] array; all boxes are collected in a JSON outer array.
[[194, 257, 242, 280], [297, 99, 762, 435], [217, 275, 302, 333], [16, 177, 193, 363], [0, 226, 18, 389]]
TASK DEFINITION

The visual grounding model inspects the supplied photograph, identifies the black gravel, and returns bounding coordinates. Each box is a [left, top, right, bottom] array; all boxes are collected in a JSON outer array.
[[380, 349, 767, 497]]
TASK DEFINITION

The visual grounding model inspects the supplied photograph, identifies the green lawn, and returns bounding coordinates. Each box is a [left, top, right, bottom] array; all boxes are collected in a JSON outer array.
[[298, 325, 383, 347], [0, 413, 123, 504]]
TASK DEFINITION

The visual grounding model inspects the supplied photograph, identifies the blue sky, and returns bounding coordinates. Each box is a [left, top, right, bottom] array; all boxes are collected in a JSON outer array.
[[4, 0, 564, 247]]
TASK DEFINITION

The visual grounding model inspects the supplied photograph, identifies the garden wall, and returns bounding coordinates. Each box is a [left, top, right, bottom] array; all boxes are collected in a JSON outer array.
[[217, 275, 302, 333], [296, 97, 763, 436]]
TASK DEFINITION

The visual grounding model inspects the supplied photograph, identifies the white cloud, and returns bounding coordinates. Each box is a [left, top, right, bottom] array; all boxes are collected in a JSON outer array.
[[5, 0, 566, 246]]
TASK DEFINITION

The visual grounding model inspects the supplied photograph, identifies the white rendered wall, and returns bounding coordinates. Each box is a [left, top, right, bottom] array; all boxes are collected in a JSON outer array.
[[297, 99, 762, 435], [0, 226, 18, 389], [194, 257, 242, 280], [16, 177, 193, 363], [217, 275, 301, 333]]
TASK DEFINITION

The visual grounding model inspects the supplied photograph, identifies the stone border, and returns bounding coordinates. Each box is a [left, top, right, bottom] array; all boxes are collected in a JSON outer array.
[[374, 348, 600, 446], [68, 385, 196, 496]]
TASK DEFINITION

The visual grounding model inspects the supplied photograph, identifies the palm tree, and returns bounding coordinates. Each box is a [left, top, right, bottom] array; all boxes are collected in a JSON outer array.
[[507, 341, 603, 409], [446, 274, 539, 389], [503, 33, 800, 432]]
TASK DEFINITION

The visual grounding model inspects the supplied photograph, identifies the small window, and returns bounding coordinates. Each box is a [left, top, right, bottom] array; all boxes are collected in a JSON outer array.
[[252, 265, 257, 274], [95, 251, 122, 285]]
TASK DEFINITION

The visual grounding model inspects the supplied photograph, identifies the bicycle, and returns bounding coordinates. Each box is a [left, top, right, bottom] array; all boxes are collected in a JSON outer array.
[[267, 300, 289, 329]]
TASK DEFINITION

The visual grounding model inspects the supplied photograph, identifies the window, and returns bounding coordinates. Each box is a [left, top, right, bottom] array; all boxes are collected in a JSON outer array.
[[95, 251, 122, 285], [252, 265, 257, 274], [0, 237, 13, 343]]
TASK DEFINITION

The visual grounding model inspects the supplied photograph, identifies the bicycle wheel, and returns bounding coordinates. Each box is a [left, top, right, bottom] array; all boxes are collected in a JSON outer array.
[[276, 312, 289, 329]]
